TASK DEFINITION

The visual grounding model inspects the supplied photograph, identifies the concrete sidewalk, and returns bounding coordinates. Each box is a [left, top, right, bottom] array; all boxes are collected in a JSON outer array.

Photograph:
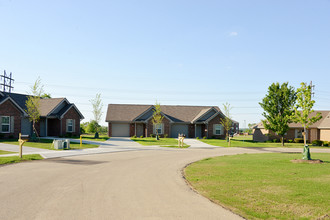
[[184, 138, 221, 148]]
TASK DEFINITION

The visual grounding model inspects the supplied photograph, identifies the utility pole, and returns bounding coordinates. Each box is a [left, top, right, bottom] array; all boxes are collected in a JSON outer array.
[[0, 70, 14, 93], [310, 81, 315, 98]]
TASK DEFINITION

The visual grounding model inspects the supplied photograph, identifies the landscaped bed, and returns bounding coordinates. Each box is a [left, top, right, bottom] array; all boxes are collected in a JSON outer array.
[[0, 139, 98, 150], [131, 137, 190, 148], [200, 135, 330, 148], [0, 154, 43, 165], [184, 153, 330, 220]]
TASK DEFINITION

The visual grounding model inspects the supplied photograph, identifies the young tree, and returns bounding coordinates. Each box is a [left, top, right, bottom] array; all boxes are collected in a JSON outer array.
[[259, 82, 296, 146], [152, 102, 164, 140], [25, 77, 44, 141], [291, 82, 322, 160], [219, 102, 233, 146], [89, 93, 103, 138]]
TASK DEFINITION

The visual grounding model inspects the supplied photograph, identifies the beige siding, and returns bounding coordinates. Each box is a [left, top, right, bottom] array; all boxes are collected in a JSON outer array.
[[320, 129, 330, 142]]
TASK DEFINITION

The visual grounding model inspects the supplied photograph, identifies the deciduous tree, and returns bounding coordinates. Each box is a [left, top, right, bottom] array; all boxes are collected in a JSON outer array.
[[25, 77, 44, 140], [89, 93, 103, 138], [291, 82, 322, 160], [152, 102, 164, 140], [259, 82, 296, 146], [219, 102, 233, 146]]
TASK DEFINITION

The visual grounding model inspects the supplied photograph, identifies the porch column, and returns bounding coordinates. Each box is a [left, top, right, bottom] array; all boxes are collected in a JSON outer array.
[[45, 118, 48, 137], [195, 124, 197, 138], [135, 123, 137, 136]]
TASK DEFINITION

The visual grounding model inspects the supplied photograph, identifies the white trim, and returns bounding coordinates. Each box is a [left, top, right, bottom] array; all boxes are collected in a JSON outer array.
[[66, 119, 74, 132], [46, 98, 69, 117], [1, 116, 10, 133], [144, 111, 173, 123], [205, 110, 227, 123], [192, 107, 217, 123], [213, 124, 224, 135], [59, 104, 84, 120], [132, 106, 154, 121], [153, 123, 164, 134]]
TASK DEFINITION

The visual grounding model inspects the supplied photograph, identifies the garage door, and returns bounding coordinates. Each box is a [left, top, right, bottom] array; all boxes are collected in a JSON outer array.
[[112, 123, 130, 137], [171, 124, 188, 138]]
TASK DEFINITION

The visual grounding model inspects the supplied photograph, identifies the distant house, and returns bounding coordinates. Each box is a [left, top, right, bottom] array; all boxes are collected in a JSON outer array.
[[105, 104, 239, 138], [253, 111, 330, 142], [0, 92, 84, 138]]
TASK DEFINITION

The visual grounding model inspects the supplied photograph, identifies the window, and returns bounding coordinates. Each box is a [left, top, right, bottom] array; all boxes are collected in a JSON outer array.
[[214, 124, 223, 135], [295, 129, 308, 140], [153, 123, 163, 134], [1, 116, 10, 133], [66, 119, 74, 132]]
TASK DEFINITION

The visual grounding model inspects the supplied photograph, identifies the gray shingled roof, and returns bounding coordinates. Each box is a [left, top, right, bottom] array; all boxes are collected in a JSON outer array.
[[106, 104, 221, 123], [0, 92, 83, 119]]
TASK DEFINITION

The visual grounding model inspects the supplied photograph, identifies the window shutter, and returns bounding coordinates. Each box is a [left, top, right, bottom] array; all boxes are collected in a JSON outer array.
[[73, 119, 76, 132], [66, 119, 69, 132], [0, 116, 2, 133], [11, 116, 14, 133]]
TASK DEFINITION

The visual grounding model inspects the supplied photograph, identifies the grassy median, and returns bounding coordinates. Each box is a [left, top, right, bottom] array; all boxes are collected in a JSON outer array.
[[185, 153, 330, 219], [0, 154, 43, 165]]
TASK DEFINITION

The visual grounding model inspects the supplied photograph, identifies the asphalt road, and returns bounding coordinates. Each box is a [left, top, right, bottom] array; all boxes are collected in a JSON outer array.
[[1, 147, 329, 220]]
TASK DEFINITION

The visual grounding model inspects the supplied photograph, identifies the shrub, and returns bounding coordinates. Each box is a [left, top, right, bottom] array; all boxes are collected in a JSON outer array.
[[212, 135, 216, 139], [0, 134, 4, 139], [150, 134, 155, 138], [9, 135, 14, 139], [140, 135, 143, 138], [294, 138, 304, 143], [164, 134, 168, 138], [203, 136, 207, 139], [196, 137, 199, 140], [272, 139, 280, 143], [65, 133, 73, 138], [323, 141, 329, 147], [132, 135, 137, 138], [312, 140, 323, 146], [288, 139, 293, 143]]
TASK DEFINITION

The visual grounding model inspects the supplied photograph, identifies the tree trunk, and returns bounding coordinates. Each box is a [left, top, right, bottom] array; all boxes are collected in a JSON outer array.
[[302, 125, 311, 160], [281, 136, 284, 146]]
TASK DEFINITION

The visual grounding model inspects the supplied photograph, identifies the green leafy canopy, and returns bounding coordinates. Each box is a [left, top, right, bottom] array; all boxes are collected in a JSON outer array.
[[259, 82, 297, 138]]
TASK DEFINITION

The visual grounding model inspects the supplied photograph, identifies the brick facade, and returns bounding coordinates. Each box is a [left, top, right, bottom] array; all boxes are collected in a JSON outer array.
[[61, 107, 81, 136], [146, 117, 170, 137], [207, 115, 226, 139], [0, 100, 22, 138]]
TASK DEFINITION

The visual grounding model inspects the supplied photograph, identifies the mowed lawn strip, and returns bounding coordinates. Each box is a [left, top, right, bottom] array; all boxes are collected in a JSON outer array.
[[184, 153, 330, 220], [72, 134, 109, 142], [131, 137, 189, 147], [0, 139, 98, 150], [200, 135, 330, 148], [0, 150, 15, 155], [0, 154, 43, 165]]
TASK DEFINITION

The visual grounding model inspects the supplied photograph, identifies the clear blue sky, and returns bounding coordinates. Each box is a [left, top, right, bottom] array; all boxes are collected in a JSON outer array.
[[1, 0, 330, 127]]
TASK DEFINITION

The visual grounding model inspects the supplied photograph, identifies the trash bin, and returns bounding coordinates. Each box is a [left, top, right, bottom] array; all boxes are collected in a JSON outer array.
[[53, 140, 63, 149], [64, 139, 70, 149]]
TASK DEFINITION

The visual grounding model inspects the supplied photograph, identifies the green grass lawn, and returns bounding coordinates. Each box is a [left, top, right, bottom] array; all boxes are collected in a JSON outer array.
[[0, 139, 98, 150], [185, 153, 330, 220], [72, 134, 109, 142], [200, 135, 329, 148], [131, 137, 190, 147], [0, 150, 15, 155], [0, 154, 43, 165]]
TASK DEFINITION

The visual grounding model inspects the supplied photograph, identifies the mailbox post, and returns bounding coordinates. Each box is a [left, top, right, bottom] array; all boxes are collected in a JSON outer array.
[[18, 133, 29, 158]]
